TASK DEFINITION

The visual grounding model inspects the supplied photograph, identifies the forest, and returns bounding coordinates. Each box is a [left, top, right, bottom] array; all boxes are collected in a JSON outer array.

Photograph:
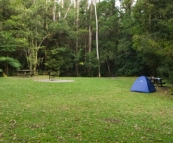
[[0, 0, 173, 78]]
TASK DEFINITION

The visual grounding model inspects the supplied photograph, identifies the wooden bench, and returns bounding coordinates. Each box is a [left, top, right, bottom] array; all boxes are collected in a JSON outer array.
[[17, 70, 34, 77], [25, 72, 34, 77]]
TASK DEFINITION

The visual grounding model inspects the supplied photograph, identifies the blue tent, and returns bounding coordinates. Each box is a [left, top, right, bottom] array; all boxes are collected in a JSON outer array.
[[130, 76, 156, 93]]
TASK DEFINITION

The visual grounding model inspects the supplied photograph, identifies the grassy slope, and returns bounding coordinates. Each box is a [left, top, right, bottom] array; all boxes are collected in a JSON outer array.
[[0, 76, 173, 142]]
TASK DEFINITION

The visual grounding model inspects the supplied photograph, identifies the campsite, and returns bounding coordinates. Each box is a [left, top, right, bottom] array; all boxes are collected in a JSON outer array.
[[1, 76, 173, 142], [1, 0, 173, 142]]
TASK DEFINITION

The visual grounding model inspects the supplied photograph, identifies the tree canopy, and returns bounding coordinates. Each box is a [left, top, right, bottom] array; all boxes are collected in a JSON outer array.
[[0, 0, 173, 78]]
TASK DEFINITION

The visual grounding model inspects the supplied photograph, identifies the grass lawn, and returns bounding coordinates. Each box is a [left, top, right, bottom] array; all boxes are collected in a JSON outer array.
[[0, 76, 173, 142]]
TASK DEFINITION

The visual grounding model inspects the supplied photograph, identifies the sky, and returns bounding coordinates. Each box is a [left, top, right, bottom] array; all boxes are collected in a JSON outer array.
[[116, 0, 120, 7], [69, 0, 122, 8]]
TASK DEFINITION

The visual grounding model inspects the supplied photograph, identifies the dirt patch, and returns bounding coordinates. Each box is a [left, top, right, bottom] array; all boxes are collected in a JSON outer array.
[[155, 86, 171, 94], [35, 79, 74, 83]]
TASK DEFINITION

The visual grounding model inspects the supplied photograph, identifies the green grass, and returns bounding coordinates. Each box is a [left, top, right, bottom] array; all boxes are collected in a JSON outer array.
[[0, 76, 173, 142]]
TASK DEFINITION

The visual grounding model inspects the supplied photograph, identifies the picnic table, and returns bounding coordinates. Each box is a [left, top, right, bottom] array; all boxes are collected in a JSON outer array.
[[17, 69, 34, 77], [150, 77, 165, 87]]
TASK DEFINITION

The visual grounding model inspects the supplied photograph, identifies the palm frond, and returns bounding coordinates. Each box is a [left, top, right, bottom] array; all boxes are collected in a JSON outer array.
[[0, 57, 21, 69]]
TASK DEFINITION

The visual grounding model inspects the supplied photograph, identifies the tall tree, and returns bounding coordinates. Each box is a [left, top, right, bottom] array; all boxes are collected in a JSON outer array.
[[132, 0, 173, 77], [89, 0, 93, 54], [97, 0, 119, 76], [75, 0, 79, 76], [94, 0, 100, 77]]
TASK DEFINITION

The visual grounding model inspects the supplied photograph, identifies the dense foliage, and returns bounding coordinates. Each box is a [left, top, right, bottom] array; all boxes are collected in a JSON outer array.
[[0, 0, 173, 78]]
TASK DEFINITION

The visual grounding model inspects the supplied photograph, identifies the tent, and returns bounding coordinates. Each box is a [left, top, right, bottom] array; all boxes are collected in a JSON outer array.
[[130, 76, 156, 93]]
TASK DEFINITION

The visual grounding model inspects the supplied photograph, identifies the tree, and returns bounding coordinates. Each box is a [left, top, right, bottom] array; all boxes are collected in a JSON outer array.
[[94, 0, 100, 77], [1, 0, 173, 78], [97, 0, 119, 76], [109, 0, 144, 76], [45, 46, 73, 76], [0, 57, 21, 75], [132, 0, 173, 77], [0, 32, 18, 74]]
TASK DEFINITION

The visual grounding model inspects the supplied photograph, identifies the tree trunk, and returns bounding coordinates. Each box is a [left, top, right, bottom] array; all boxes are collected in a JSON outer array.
[[61, 0, 64, 8], [75, 0, 79, 76], [63, 3, 72, 19], [89, 0, 93, 53], [45, 0, 48, 29], [106, 59, 111, 76], [88, 0, 93, 75], [74, 0, 76, 8], [53, 0, 57, 21], [149, 13, 151, 29], [94, 0, 101, 77]]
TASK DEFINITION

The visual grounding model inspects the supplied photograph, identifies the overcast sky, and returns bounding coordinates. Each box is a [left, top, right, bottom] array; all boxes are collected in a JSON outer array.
[[116, 0, 120, 7], [70, 0, 121, 7]]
